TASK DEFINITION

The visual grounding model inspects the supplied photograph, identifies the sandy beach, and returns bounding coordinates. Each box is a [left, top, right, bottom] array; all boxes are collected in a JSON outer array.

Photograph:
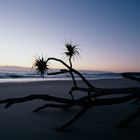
[[0, 78, 140, 140]]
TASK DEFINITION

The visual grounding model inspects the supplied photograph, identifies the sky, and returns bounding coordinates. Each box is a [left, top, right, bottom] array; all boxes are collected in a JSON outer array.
[[0, 0, 140, 72]]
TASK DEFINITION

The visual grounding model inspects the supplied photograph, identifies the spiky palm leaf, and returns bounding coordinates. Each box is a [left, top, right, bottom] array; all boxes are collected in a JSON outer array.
[[33, 56, 48, 78], [64, 41, 80, 67]]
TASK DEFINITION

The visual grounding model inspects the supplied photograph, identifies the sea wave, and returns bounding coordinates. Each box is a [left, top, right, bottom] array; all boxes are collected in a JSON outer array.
[[0, 70, 122, 80]]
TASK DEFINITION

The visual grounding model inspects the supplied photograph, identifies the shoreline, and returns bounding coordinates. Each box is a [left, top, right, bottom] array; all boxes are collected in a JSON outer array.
[[0, 77, 122, 84], [0, 77, 139, 86]]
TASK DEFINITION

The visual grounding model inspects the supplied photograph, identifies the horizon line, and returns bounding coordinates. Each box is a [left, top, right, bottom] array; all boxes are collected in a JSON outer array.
[[0, 65, 139, 73]]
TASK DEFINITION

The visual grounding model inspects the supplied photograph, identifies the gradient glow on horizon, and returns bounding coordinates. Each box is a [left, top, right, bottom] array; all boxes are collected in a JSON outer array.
[[0, 0, 140, 72]]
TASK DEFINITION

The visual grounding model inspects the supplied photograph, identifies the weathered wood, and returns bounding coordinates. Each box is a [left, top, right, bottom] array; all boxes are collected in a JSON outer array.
[[0, 94, 72, 108], [56, 106, 90, 131], [47, 58, 94, 88], [117, 107, 140, 127], [33, 103, 72, 112], [0, 92, 138, 130], [0, 57, 140, 131]]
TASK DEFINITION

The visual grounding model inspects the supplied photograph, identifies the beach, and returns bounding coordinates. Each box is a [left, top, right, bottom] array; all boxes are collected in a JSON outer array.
[[0, 78, 140, 140]]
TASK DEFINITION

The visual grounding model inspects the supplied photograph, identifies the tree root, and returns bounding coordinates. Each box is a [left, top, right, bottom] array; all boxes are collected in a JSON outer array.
[[33, 103, 73, 112], [0, 94, 72, 108], [117, 107, 140, 128], [55, 106, 90, 131], [0, 92, 139, 130]]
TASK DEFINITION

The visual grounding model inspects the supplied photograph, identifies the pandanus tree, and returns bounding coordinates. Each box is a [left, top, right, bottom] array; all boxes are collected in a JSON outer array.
[[33, 56, 48, 78], [63, 41, 80, 87], [64, 41, 80, 68], [0, 42, 140, 131]]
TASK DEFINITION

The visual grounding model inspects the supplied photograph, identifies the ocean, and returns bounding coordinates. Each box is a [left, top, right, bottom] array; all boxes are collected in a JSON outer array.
[[0, 70, 122, 83]]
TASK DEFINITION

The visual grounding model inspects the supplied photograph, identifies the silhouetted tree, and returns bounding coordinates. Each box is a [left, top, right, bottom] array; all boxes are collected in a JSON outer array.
[[64, 41, 80, 68], [33, 56, 48, 78], [0, 43, 140, 131], [63, 41, 80, 88]]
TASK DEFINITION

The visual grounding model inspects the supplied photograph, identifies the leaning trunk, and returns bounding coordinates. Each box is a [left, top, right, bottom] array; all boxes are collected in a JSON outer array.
[[69, 57, 72, 68], [69, 56, 77, 87]]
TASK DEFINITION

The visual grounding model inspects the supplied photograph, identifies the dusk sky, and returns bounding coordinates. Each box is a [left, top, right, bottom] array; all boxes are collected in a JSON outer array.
[[0, 0, 139, 72]]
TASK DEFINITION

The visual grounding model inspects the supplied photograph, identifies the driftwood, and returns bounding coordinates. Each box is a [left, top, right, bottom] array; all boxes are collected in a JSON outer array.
[[0, 58, 140, 131]]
